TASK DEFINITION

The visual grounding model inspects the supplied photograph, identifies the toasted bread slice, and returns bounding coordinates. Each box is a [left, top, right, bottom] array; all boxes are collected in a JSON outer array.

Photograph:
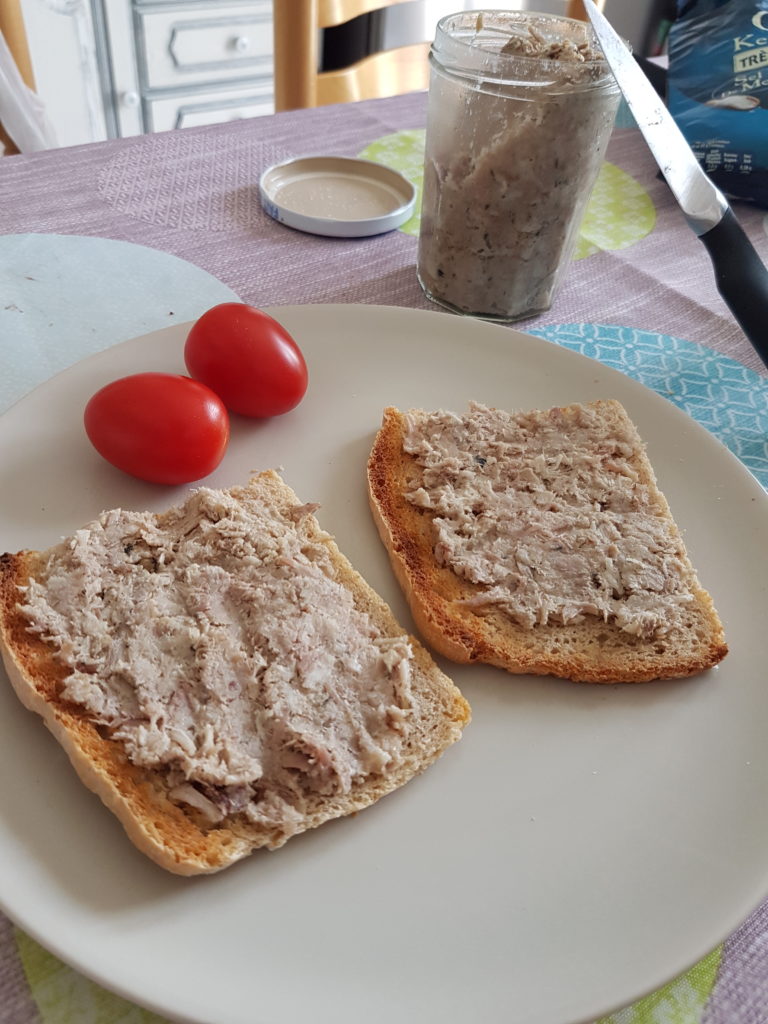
[[367, 401, 727, 684], [0, 471, 470, 875]]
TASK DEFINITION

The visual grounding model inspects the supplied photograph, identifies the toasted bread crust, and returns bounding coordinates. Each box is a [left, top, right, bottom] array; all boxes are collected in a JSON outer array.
[[0, 473, 470, 875], [367, 404, 728, 684], [0, 550, 236, 875]]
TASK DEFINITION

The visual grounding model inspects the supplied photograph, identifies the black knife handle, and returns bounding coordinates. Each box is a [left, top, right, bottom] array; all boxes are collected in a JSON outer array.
[[699, 208, 768, 370]]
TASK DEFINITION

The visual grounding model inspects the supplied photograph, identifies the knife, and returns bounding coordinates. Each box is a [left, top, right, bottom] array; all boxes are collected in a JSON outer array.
[[583, 0, 768, 370]]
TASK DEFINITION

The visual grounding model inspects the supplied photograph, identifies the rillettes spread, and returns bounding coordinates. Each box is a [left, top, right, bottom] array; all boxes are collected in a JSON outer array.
[[19, 488, 415, 833]]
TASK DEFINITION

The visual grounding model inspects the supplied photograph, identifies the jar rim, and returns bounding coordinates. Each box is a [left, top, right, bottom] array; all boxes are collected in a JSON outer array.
[[435, 10, 608, 64], [431, 9, 621, 88]]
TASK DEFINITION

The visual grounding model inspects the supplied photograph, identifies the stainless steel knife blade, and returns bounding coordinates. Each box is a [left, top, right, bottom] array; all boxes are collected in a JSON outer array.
[[583, 0, 768, 367], [584, 1, 728, 236]]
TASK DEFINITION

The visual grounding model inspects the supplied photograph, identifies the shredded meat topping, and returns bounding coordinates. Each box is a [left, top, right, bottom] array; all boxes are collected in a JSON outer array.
[[500, 25, 603, 64], [19, 486, 414, 833], [402, 403, 695, 639]]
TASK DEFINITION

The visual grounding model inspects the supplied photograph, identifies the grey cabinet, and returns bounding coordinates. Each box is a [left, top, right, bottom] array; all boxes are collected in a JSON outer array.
[[93, 0, 274, 138]]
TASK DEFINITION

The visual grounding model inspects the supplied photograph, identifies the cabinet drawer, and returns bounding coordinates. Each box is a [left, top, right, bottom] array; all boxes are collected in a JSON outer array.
[[145, 82, 274, 131], [137, 3, 273, 89]]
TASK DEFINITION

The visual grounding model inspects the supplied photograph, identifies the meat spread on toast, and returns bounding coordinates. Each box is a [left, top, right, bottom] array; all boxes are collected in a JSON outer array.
[[367, 400, 728, 683]]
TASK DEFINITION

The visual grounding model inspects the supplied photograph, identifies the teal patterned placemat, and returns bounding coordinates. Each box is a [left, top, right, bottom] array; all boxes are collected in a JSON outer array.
[[528, 323, 768, 488]]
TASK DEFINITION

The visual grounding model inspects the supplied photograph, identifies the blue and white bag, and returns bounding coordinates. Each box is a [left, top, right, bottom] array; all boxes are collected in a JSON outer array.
[[667, 0, 768, 206]]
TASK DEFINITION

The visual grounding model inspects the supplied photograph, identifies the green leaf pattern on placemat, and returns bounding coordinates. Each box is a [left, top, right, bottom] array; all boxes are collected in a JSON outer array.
[[595, 947, 722, 1024], [572, 162, 656, 259], [360, 129, 426, 236], [358, 130, 656, 256]]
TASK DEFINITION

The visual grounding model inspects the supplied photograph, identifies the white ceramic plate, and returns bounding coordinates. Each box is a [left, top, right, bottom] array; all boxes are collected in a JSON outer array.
[[0, 305, 766, 1024]]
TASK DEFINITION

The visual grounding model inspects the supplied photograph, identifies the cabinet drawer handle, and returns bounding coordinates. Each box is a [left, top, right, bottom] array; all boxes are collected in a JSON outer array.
[[232, 35, 251, 54], [122, 91, 140, 108]]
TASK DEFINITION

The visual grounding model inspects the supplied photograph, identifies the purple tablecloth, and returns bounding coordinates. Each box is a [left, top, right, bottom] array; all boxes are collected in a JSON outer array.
[[0, 91, 766, 1024], [1, 91, 766, 373]]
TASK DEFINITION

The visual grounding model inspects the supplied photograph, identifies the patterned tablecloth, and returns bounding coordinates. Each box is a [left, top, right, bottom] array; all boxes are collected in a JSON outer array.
[[0, 91, 766, 1024]]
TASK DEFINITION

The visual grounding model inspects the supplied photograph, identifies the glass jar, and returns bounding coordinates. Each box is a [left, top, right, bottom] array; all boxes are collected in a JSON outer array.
[[416, 11, 622, 322]]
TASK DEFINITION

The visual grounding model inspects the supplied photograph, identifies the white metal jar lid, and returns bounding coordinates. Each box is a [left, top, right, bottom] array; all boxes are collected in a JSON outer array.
[[259, 155, 416, 238]]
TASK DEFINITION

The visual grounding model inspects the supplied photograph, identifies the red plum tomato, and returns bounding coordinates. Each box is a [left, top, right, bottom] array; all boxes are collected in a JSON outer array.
[[184, 303, 308, 418], [84, 373, 230, 485]]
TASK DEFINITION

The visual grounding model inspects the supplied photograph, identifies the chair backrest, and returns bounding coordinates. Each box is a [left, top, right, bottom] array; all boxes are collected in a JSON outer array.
[[566, 0, 604, 19], [0, 0, 36, 155], [273, 0, 607, 113], [273, 0, 427, 111]]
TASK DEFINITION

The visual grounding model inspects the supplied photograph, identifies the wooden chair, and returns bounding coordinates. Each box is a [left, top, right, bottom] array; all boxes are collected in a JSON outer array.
[[0, 0, 36, 155], [274, 1, 607, 113], [273, 0, 428, 111], [566, 0, 605, 19]]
